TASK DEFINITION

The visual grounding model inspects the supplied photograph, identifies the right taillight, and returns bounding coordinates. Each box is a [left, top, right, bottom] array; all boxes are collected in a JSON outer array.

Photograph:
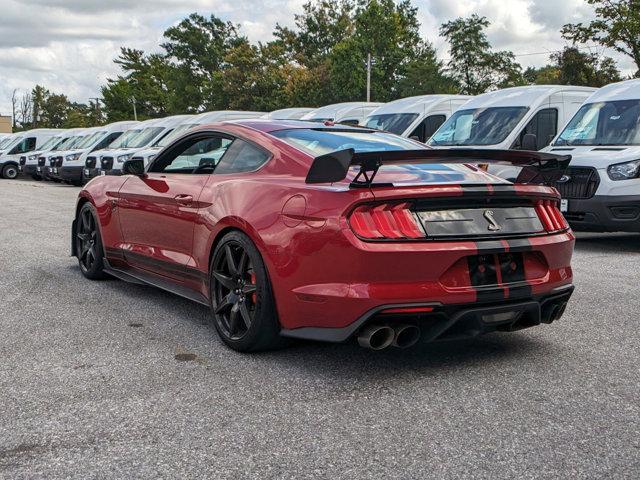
[[349, 203, 425, 240], [535, 199, 569, 233]]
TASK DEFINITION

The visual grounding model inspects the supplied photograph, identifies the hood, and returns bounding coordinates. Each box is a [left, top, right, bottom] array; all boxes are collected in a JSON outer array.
[[545, 145, 640, 168], [130, 147, 159, 159]]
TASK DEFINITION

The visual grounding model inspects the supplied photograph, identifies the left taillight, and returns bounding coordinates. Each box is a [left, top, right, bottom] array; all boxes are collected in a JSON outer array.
[[349, 203, 425, 240], [535, 199, 569, 233]]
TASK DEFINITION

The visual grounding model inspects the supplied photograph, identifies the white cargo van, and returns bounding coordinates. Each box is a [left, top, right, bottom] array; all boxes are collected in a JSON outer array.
[[41, 129, 92, 181], [544, 79, 640, 232], [301, 102, 383, 125], [123, 111, 265, 168], [365, 95, 472, 142], [84, 115, 191, 179], [52, 121, 139, 185], [20, 131, 69, 179], [0, 129, 61, 179], [263, 108, 314, 120], [428, 86, 596, 179]]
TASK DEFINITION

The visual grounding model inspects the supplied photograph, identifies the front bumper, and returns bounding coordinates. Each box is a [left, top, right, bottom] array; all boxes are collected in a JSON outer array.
[[564, 195, 640, 232], [83, 167, 104, 181], [59, 166, 83, 183], [23, 165, 39, 176]]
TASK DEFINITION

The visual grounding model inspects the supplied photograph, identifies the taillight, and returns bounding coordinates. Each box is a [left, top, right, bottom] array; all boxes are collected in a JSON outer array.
[[349, 203, 424, 239], [535, 199, 569, 233]]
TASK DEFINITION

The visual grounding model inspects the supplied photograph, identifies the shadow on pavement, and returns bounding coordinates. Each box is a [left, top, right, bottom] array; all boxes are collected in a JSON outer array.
[[574, 232, 640, 254]]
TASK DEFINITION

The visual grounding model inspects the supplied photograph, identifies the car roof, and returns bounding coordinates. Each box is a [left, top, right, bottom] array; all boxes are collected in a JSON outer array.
[[460, 85, 596, 109], [583, 79, 640, 103]]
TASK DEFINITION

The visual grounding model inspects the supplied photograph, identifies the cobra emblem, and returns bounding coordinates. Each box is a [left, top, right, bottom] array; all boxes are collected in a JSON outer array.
[[483, 210, 502, 231]]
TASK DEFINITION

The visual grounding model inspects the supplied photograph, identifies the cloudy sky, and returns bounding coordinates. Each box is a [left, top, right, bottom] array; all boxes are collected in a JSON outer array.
[[0, 0, 633, 116]]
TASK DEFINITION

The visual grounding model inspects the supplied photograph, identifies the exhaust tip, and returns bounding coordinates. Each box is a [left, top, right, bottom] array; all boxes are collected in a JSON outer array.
[[357, 325, 394, 350], [392, 324, 421, 349]]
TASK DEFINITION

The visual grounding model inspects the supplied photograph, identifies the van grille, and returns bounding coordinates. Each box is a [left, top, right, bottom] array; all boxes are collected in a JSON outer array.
[[553, 167, 599, 199], [85, 156, 96, 168], [101, 156, 114, 170], [19, 156, 26, 166], [55, 157, 63, 167], [49, 157, 58, 167], [38, 156, 47, 167]]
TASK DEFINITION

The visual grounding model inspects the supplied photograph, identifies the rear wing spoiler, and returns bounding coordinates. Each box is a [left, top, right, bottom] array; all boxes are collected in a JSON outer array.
[[304, 148, 571, 187]]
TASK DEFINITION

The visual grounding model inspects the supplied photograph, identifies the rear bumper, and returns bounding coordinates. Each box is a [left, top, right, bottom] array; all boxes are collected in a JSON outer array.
[[565, 195, 640, 232], [281, 286, 574, 342]]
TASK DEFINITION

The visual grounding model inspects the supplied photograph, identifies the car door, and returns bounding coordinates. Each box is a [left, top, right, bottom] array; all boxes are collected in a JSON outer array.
[[117, 132, 234, 280]]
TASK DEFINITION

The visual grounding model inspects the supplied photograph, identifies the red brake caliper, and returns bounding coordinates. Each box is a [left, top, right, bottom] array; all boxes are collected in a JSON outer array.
[[250, 271, 257, 303]]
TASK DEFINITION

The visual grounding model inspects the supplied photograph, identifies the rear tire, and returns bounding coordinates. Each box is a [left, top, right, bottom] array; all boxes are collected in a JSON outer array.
[[75, 203, 108, 280], [1, 164, 19, 180], [209, 231, 285, 352]]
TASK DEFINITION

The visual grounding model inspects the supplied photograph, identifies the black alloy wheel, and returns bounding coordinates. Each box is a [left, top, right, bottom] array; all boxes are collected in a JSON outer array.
[[76, 203, 107, 279], [210, 231, 284, 352]]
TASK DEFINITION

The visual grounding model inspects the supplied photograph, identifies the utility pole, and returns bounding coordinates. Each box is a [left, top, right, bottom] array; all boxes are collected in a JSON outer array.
[[131, 96, 137, 121], [366, 53, 371, 102], [89, 97, 101, 125]]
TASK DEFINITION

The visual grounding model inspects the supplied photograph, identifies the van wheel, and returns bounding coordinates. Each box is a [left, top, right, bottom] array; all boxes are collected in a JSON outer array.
[[1, 164, 19, 179], [209, 231, 286, 352]]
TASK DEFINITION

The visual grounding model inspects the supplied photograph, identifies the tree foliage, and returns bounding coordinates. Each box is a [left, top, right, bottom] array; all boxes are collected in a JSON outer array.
[[440, 14, 523, 95], [525, 46, 622, 87], [562, 0, 640, 76]]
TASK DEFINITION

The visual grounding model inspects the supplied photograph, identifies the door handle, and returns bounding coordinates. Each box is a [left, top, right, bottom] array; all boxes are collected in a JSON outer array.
[[174, 194, 193, 205]]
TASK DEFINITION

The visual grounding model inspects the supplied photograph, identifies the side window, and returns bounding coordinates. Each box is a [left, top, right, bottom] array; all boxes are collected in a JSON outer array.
[[214, 139, 270, 174], [11, 137, 36, 154], [408, 115, 446, 143], [149, 135, 233, 174], [516, 108, 558, 150], [339, 119, 360, 126], [93, 132, 122, 151]]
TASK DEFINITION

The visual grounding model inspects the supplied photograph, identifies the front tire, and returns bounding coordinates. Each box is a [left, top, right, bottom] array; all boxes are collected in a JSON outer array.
[[75, 203, 107, 279], [209, 231, 284, 352], [1, 164, 19, 180]]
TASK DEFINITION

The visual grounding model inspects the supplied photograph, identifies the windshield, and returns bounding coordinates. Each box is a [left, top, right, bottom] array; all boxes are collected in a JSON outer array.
[[155, 124, 197, 147], [57, 135, 85, 150], [127, 127, 165, 148], [429, 107, 529, 146], [108, 129, 142, 148], [272, 128, 424, 156], [0, 136, 16, 149], [2, 136, 24, 151], [74, 131, 106, 149], [555, 100, 640, 146], [365, 113, 419, 135], [37, 136, 62, 151]]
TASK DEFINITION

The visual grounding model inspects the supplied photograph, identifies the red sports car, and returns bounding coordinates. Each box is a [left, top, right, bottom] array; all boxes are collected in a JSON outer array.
[[73, 120, 575, 352]]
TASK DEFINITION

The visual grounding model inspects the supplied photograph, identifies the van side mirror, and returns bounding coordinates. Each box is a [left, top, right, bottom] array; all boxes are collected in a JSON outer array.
[[122, 158, 145, 176], [409, 135, 422, 142], [522, 133, 538, 151]]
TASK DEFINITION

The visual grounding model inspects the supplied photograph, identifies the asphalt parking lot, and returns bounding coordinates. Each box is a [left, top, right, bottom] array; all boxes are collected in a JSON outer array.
[[0, 179, 639, 479]]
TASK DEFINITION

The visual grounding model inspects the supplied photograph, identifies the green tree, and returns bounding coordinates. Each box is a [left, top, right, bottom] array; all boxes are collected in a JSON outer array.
[[440, 14, 523, 94], [524, 47, 621, 87], [562, 0, 640, 76]]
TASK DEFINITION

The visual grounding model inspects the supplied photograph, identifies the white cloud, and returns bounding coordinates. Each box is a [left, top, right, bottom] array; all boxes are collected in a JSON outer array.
[[0, 0, 634, 118]]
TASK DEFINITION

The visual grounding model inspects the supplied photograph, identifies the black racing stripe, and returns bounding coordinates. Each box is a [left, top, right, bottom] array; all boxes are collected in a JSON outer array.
[[475, 287, 507, 303], [505, 238, 533, 251], [504, 237, 533, 299]]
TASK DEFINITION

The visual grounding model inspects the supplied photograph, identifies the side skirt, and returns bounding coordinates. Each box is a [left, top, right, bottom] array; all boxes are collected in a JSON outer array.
[[103, 258, 210, 307]]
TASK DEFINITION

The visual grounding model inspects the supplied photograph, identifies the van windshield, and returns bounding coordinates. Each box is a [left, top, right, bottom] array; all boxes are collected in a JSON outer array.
[[35, 136, 60, 151], [155, 124, 197, 147], [108, 129, 143, 148], [365, 113, 419, 135], [428, 107, 528, 146], [74, 131, 106, 149], [555, 100, 640, 146], [0, 136, 16, 149], [2, 136, 23, 151], [127, 127, 165, 148]]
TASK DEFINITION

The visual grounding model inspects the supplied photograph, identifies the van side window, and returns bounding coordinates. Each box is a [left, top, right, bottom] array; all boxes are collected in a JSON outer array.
[[408, 115, 446, 143], [516, 108, 558, 150], [12, 137, 36, 154], [94, 132, 122, 151], [215, 139, 270, 174]]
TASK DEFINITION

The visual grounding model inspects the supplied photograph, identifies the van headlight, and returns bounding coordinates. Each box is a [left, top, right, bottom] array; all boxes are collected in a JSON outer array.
[[117, 154, 131, 163], [607, 160, 640, 180], [65, 153, 81, 161], [28, 154, 38, 161]]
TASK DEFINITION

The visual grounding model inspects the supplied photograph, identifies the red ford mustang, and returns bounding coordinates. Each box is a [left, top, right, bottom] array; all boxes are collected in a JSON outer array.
[[73, 120, 575, 352]]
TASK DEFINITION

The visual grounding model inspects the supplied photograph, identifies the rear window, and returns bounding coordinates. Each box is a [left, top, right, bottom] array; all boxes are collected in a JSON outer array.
[[271, 128, 424, 156]]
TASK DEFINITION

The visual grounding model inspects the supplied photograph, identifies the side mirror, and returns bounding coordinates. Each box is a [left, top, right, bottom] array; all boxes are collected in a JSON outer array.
[[409, 135, 422, 142], [122, 158, 145, 176], [522, 133, 538, 151]]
